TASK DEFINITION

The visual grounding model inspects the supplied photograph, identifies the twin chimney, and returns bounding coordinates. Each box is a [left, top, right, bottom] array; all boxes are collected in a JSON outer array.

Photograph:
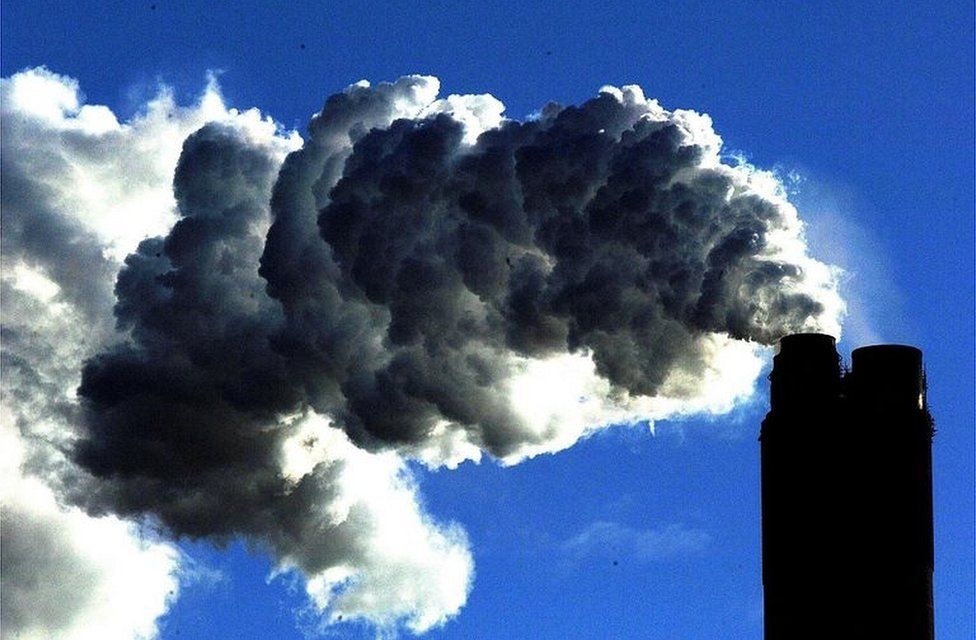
[[761, 334, 934, 639]]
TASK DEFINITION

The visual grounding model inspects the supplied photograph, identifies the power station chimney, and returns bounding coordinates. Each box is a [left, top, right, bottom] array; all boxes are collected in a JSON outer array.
[[760, 334, 934, 639]]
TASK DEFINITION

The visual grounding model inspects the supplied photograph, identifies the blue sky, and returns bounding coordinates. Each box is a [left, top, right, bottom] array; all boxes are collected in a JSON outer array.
[[2, 1, 973, 638]]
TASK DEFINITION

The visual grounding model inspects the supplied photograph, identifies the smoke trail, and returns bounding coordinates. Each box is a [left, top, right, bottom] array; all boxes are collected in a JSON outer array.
[[2, 69, 842, 636]]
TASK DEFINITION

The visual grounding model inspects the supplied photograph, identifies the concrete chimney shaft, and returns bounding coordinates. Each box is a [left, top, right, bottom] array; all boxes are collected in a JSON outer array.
[[760, 334, 934, 639]]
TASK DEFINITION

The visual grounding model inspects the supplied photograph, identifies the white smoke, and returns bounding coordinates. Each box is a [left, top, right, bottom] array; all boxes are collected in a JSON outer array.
[[0, 409, 180, 640]]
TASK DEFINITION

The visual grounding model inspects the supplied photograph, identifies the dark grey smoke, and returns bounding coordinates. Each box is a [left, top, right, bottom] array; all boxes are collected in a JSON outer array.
[[258, 86, 828, 457], [65, 76, 840, 629], [74, 123, 293, 536], [69, 120, 471, 631], [77, 77, 837, 506]]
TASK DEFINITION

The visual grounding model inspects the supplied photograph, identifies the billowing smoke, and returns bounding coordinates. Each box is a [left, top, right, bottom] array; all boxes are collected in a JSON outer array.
[[2, 68, 842, 637], [252, 78, 840, 464]]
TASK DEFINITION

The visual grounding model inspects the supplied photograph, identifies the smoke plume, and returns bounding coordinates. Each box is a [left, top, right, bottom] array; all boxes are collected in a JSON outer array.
[[1, 68, 842, 636]]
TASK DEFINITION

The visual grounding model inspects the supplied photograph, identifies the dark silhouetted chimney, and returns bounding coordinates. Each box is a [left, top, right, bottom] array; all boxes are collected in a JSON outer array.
[[760, 334, 934, 639]]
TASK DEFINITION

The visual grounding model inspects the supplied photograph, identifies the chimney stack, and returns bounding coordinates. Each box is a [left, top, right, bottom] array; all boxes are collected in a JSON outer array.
[[760, 334, 934, 639]]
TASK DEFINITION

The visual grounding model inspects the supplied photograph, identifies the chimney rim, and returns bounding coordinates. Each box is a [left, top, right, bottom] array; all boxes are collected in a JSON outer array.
[[776, 332, 837, 356], [851, 343, 923, 359]]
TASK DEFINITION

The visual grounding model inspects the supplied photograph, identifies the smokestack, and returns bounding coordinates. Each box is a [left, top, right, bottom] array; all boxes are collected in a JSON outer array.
[[760, 334, 934, 639]]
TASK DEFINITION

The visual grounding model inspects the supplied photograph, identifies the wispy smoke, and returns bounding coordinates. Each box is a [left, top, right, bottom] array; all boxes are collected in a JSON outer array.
[[1, 68, 842, 636], [561, 521, 711, 564]]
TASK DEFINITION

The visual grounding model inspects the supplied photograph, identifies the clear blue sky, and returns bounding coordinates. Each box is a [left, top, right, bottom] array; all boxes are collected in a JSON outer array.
[[2, 1, 972, 638]]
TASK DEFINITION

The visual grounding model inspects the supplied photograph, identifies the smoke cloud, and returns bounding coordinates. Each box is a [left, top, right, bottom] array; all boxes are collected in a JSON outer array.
[[1, 68, 842, 636]]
